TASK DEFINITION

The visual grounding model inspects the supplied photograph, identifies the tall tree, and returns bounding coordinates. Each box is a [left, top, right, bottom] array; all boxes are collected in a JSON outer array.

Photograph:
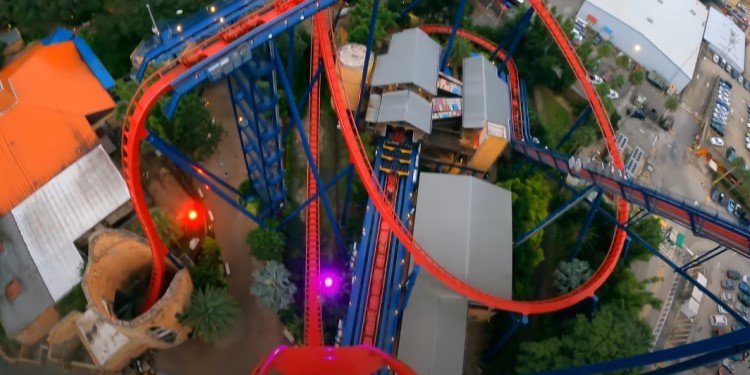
[[448, 38, 473, 71], [190, 237, 227, 290], [500, 172, 553, 298], [518, 305, 651, 374], [345, 0, 397, 46], [180, 286, 239, 343], [250, 261, 297, 313], [246, 228, 286, 262]]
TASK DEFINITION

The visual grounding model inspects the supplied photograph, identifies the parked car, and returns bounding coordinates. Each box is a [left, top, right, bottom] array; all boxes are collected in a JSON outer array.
[[713, 328, 727, 337], [711, 137, 726, 147], [722, 292, 735, 302], [712, 123, 726, 136], [627, 107, 646, 119], [607, 89, 619, 99], [729, 269, 742, 280], [736, 302, 750, 314], [713, 53, 721, 63], [659, 116, 674, 131], [727, 146, 738, 162], [733, 70, 740, 80], [740, 292, 750, 306], [723, 279, 736, 290], [743, 80, 750, 91], [740, 281, 750, 295], [723, 358, 736, 373], [712, 314, 729, 327], [728, 199, 737, 213], [588, 74, 604, 85]]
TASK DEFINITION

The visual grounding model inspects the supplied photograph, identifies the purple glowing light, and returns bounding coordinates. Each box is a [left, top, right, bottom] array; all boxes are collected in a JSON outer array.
[[324, 277, 334, 288], [320, 271, 340, 296]]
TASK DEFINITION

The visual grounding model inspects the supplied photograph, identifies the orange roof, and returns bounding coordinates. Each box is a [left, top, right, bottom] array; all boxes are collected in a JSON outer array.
[[0, 42, 115, 215]]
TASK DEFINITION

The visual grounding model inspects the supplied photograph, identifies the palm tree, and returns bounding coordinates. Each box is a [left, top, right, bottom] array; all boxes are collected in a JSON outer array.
[[250, 261, 297, 312], [554, 259, 592, 293], [180, 286, 239, 343]]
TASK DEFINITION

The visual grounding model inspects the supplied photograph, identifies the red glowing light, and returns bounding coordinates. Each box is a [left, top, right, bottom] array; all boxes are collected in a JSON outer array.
[[188, 210, 198, 221]]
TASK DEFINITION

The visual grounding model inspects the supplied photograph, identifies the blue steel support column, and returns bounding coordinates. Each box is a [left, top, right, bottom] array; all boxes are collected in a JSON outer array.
[[283, 64, 323, 141], [498, 7, 535, 71], [679, 246, 727, 271], [621, 237, 631, 262], [590, 294, 599, 314], [227, 78, 255, 194], [353, 0, 381, 126], [440, 0, 468, 73], [569, 188, 602, 260], [340, 166, 355, 227], [514, 185, 596, 248], [556, 106, 592, 150], [277, 164, 354, 227], [286, 27, 295, 87], [271, 43, 348, 255], [481, 314, 529, 361]]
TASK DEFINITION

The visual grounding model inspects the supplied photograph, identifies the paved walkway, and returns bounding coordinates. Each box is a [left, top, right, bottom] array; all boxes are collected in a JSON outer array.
[[155, 83, 287, 375]]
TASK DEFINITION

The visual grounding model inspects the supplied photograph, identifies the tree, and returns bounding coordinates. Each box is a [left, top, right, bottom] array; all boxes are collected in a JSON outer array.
[[345, 0, 397, 45], [406, 0, 474, 23], [150, 207, 183, 249], [616, 53, 631, 69], [665, 95, 680, 111], [629, 70, 646, 85], [250, 261, 297, 312], [518, 305, 651, 373], [246, 228, 286, 262], [180, 286, 239, 343], [554, 259, 592, 293], [626, 216, 663, 263], [449, 38, 473, 71], [500, 172, 553, 298], [190, 237, 227, 290], [609, 73, 625, 90], [597, 42, 614, 58]]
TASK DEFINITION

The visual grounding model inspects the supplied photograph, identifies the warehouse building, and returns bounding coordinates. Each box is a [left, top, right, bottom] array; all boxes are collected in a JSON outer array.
[[704, 7, 746, 73], [577, 0, 709, 92]]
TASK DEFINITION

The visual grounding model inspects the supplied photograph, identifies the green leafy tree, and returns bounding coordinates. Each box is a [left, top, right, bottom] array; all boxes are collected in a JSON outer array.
[[609, 73, 625, 90], [600, 268, 662, 314], [597, 42, 614, 58], [616, 53, 631, 69], [150, 207, 183, 249], [518, 305, 651, 373], [626, 216, 663, 263], [665, 95, 680, 111], [246, 228, 286, 262], [629, 70, 646, 85], [345, 0, 397, 45], [554, 259, 592, 293], [449, 38, 473, 71], [405, 0, 474, 23], [180, 286, 239, 343], [500, 172, 553, 298], [190, 237, 227, 290], [250, 261, 297, 312]]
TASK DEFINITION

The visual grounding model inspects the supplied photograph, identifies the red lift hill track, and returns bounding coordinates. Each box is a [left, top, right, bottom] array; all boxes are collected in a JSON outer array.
[[121, 0, 627, 370]]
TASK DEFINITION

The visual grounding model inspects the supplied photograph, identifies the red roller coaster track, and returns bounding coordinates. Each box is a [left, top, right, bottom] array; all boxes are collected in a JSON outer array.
[[122, 0, 629, 371]]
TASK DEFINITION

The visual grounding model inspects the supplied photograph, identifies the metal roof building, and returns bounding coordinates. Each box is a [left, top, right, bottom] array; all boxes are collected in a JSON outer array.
[[704, 7, 746, 73], [398, 173, 513, 374], [462, 55, 511, 130], [577, 0, 708, 92], [371, 28, 440, 96], [0, 40, 115, 215], [376, 90, 433, 134], [0, 145, 130, 337]]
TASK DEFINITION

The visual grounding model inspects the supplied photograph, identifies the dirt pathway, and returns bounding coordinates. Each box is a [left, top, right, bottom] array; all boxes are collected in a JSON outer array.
[[155, 83, 287, 375]]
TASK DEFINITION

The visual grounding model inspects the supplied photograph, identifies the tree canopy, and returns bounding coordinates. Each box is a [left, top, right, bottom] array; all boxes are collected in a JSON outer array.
[[518, 305, 651, 374], [250, 261, 297, 312], [345, 0, 397, 46], [246, 227, 286, 262], [190, 237, 227, 290]]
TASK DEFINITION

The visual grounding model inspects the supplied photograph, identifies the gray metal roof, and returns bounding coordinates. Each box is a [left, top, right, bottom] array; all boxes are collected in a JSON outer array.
[[462, 55, 511, 130], [397, 273, 468, 375], [0, 145, 129, 336], [376, 90, 432, 134], [412, 173, 513, 297], [371, 28, 440, 96], [704, 7, 745, 73]]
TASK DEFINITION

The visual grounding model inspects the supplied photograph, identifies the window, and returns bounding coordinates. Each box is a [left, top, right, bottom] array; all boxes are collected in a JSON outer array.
[[5, 278, 21, 302]]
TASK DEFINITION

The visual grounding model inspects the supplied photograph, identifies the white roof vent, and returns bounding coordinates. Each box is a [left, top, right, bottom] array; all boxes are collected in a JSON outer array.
[[647, 17, 654, 23]]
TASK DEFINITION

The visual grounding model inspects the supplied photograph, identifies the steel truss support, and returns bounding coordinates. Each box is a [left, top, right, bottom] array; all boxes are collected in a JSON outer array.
[[514, 185, 598, 248], [145, 132, 265, 226], [353, 0, 381, 126], [679, 245, 727, 272], [278, 164, 354, 227], [626, 206, 650, 226], [282, 63, 323, 141], [497, 7, 534, 72], [397, 266, 421, 321], [556, 106, 592, 150], [440, 0, 468, 73], [481, 314, 529, 361], [271, 43, 348, 255], [569, 188, 602, 260]]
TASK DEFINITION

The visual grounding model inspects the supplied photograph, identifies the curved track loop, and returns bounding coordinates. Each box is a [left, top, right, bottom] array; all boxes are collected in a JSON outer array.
[[316, 8, 629, 315], [252, 345, 416, 374]]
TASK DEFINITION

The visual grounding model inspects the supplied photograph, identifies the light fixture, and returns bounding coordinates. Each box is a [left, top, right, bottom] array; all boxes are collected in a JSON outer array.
[[208, 5, 217, 13], [634, 44, 642, 52], [176, 24, 183, 33]]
